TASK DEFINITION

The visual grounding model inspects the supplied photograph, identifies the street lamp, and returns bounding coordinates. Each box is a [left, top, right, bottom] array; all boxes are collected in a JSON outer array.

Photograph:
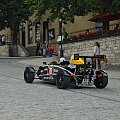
[[59, 15, 64, 57]]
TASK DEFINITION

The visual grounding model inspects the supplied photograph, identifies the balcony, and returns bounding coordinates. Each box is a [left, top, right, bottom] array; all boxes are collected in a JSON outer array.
[[62, 23, 120, 44]]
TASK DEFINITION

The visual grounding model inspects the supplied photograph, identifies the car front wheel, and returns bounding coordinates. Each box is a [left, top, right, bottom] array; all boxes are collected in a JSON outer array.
[[56, 70, 70, 89], [24, 67, 35, 83]]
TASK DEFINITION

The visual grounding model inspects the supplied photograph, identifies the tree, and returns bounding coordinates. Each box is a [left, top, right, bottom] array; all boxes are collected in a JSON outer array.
[[0, 0, 32, 44], [26, 0, 120, 23]]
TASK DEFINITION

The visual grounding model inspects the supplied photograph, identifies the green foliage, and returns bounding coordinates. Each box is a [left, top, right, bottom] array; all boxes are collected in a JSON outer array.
[[0, 0, 32, 31], [26, 0, 120, 23]]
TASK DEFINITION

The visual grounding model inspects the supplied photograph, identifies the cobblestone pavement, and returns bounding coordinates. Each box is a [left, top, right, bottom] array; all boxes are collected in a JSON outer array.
[[0, 58, 120, 120]]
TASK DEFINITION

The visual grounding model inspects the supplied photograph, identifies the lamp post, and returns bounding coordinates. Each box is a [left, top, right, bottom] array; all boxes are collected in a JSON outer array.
[[59, 15, 64, 57]]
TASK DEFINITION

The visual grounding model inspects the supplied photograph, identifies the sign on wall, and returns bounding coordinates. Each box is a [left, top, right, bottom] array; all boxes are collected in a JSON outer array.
[[48, 28, 55, 40], [36, 22, 40, 41]]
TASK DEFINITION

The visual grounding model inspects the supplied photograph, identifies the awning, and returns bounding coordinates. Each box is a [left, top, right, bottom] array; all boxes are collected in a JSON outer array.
[[89, 12, 120, 22]]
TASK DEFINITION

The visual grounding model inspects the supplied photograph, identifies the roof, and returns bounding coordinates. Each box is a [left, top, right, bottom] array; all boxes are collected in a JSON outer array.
[[89, 12, 120, 22]]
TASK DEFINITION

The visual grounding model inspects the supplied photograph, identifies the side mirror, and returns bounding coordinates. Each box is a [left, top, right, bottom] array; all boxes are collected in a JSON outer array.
[[43, 62, 47, 65]]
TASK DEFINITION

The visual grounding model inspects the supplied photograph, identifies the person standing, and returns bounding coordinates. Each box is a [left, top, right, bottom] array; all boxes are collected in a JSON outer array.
[[94, 41, 101, 69], [42, 44, 46, 57], [2, 34, 6, 45], [0, 35, 2, 45], [42, 41, 48, 57]]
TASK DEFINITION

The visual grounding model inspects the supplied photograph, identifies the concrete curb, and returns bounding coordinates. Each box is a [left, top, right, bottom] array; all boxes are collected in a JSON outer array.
[[1, 56, 120, 71], [18, 56, 59, 67], [0, 56, 44, 59]]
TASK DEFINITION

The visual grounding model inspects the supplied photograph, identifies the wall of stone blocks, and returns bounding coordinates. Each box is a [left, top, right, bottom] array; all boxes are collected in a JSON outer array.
[[62, 36, 120, 65], [0, 45, 9, 57]]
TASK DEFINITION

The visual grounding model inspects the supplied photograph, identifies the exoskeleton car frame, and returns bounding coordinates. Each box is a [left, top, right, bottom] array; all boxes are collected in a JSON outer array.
[[24, 55, 108, 89]]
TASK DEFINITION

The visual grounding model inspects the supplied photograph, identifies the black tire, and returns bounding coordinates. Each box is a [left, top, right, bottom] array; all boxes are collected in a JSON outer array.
[[94, 76, 108, 88], [24, 67, 35, 83], [56, 70, 70, 89]]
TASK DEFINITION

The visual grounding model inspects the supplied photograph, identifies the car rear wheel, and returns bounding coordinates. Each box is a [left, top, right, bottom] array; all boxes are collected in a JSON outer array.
[[94, 76, 108, 88], [56, 70, 70, 89], [24, 67, 35, 83]]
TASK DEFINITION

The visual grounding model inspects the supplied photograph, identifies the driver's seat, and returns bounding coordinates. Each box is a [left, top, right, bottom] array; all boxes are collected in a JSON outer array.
[[70, 55, 84, 65], [60, 61, 70, 66]]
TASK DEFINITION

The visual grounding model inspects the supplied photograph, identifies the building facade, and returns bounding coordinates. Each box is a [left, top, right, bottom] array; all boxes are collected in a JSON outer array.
[[0, 12, 120, 56], [18, 13, 96, 55]]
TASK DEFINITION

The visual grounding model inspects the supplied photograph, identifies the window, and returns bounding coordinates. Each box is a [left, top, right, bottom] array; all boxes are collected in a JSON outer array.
[[35, 22, 40, 42], [96, 22, 103, 28], [28, 21, 33, 44]]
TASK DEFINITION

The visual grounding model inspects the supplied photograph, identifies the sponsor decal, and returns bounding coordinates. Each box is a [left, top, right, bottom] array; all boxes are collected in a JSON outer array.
[[53, 69, 58, 73], [43, 76, 54, 80], [44, 68, 48, 71]]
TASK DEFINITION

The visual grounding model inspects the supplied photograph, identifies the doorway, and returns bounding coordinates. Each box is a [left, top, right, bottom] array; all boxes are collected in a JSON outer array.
[[22, 27, 25, 47], [43, 21, 48, 44]]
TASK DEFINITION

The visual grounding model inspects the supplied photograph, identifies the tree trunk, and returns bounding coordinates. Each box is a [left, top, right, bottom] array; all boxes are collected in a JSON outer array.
[[10, 29, 19, 57], [12, 30, 18, 45]]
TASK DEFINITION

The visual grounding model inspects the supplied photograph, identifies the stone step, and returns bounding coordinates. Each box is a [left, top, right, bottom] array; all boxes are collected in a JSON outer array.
[[26, 46, 36, 56]]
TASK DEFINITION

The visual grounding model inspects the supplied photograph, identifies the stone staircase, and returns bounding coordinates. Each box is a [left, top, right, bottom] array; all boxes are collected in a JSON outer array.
[[0, 44, 29, 57], [26, 46, 36, 56], [9, 45, 18, 57], [18, 44, 29, 57], [0, 45, 9, 57]]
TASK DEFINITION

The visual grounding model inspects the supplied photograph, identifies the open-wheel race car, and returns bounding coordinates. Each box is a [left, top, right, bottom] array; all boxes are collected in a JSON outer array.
[[24, 54, 108, 89]]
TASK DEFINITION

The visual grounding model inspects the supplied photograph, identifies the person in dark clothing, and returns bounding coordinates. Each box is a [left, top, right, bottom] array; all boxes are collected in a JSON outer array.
[[114, 24, 119, 31], [2, 34, 6, 45], [42, 41, 52, 57], [0, 35, 2, 45], [43, 41, 49, 57]]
